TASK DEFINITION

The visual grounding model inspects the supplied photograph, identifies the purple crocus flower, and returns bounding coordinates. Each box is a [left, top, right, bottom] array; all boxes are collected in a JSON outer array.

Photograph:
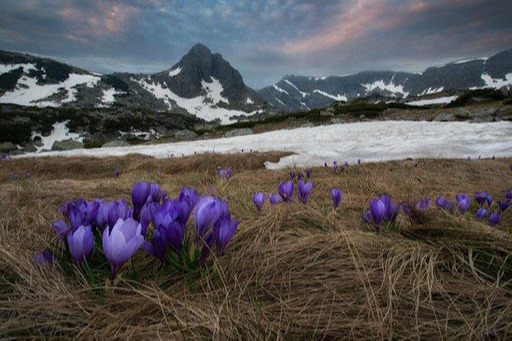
[[369, 198, 387, 232], [333, 161, 338, 171], [147, 183, 167, 204], [330, 187, 342, 210], [33, 250, 54, 265], [387, 201, 400, 223], [298, 180, 313, 204], [344, 161, 349, 168], [475, 208, 488, 221], [488, 213, 502, 227], [474, 191, 489, 206], [297, 172, 304, 180], [400, 202, 411, 217], [225, 168, 233, 180], [132, 182, 151, 218], [278, 181, 294, 203], [108, 200, 133, 229], [194, 196, 225, 240], [362, 210, 372, 223], [102, 218, 144, 280], [466, 156, 471, 161], [53, 219, 69, 243], [68, 206, 85, 230], [498, 200, 510, 212], [435, 196, 453, 211], [505, 190, 512, 200], [67, 225, 95, 263], [114, 169, 120, 178], [253, 192, 265, 212], [269, 193, 282, 205], [509, 163, 512, 170], [492, 155, 496, 160], [140, 202, 160, 235], [153, 207, 185, 252], [289, 170, 296, 179], [416, 198, 430, 213], [306, 169, 312, 178], [142, 228, 166, 262], [213, 214, 240, 256], [324, 162, 328, 167], [179, 187, 199, 208], [456, 193, 471, 213], [357, 159, 362, 165]]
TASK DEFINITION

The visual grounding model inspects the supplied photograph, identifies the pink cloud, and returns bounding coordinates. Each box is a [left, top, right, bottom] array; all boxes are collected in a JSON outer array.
[[59, 1, 140, 41]]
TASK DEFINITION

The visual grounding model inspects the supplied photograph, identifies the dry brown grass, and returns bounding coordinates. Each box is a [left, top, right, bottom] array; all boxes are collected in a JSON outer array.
[[1, 153, 511, 339]]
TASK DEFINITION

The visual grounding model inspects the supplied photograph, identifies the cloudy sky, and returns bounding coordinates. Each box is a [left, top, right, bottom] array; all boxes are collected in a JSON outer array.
[[1, 0, 511, 88]]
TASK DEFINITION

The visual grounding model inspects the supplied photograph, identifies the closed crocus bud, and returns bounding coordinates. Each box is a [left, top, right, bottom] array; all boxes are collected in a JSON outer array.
[[357, 159, 362, 165], [298, 180, 313, 204], [114, 169, 120, 178], [505, 190, 512, 200], [68, 206, 85, 231], [194, 196, 225, 239], [344, 161, 349, 168], [225, 168, 233, 180], [492, 155, 496, 160], [269, 193, 282, 205], [278, 181, 294, 203], [488, 213, 502, 227], [95, 202, 110, 230], [456, 193, 470, 213], [132, 182, 151, 217], [289, 170, 296, 179], [474, 191, 488, 206], [387, 202, 400, 223], [475, 208, 488, 220], [466, 156, 471, 161], [486, 194, 493, 206], [219, 169, 225, 179], [509, 163, 512, 170], [108, 200, 133, 229], [102, 218, 144, 280], [362, 210, 372, 223], [253, 192, 265, 212], [369, 198, 387, 232], [400, 202, 411, 217], [498, 200, 510, 212], [324, 162, 328, 167], [306, 169, 312, 178], [67, 225, 95, 263], [330, 187, 342, 210], [297, 172, 304, 180], [213, 214, 240, 256]]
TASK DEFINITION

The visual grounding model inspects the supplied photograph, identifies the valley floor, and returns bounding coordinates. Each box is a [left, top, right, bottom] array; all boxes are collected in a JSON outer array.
[[20, 120, 512, 169], [1, 153, 512, 339]]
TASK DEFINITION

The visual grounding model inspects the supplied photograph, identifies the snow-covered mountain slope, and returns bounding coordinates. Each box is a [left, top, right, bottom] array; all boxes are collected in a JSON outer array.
[[258, 49, 512, 112], [0, 45, 263, 124], [19, 121, 512, 169]]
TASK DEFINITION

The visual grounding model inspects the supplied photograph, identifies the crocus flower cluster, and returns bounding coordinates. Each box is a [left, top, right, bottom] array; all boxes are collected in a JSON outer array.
[[46, 182, 240, 280], [219, 168, 232, 180], [362, 194, 400, 233]]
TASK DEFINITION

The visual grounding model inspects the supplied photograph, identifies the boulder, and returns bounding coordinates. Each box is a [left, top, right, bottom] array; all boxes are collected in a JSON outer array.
[[434, 112, 456, 122], [359, 114, 368, 121], [51, 139, 84, 151], [470, 107, 501, 123], [330, 118, 345, 124], [22, 142, 37, 153], [320, 110, 335, 117], [102, 140, 131, 148], [0, 142, 17, 153], [174, 129, 197, 141], [224, 128, 254, 138], [455, 108, 470, 119], [33, 136, 44, 147]]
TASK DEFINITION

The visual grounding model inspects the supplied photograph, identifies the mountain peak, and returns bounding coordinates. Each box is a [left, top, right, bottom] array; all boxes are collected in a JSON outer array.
[[188, 43, 211, 56]]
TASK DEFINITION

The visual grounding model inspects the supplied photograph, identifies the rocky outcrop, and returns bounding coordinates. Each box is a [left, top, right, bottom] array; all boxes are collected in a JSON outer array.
[[470, 107, 501, 123], [174, 129, 197, 141], [102, 140, 131, 148], [434, 113, 456, 122], [51, 139, 84, 151], [0, 142, 17, 153], [224, 128, 254, 138]]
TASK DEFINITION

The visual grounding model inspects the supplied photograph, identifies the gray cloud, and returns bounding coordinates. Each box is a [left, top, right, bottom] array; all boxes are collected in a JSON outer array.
[[0, 0, 511, 89]]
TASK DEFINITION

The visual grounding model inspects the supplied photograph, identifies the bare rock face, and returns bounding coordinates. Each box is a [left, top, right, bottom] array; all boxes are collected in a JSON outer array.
[[0, 142, 17, 153]]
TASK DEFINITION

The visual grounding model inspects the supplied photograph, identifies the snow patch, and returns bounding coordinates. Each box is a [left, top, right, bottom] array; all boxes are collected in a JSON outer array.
[[168, 67, 181, 77], [202, 77, 229, 104], [477, 73, 512, 89], [273, 84, 289, 95], [22, 121, 512, 170], [284, 79, 309, 97], [362, 79, 409, 97], [453, 57, 487, 64], [133, 78, 255, 124], [420, 87, 444, 96], [0, 63, 37, 74], [0, 73, 100, 107], [406, 96, 458, 106], [246, 98, 254, 104], [272, 95, 287, 107], [313, 90, 347, 102], [31, 121, 83, 152]]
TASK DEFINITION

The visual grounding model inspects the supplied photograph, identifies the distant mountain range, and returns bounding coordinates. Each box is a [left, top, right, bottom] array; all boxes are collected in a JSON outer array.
[[1, 44, 511, 122]]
